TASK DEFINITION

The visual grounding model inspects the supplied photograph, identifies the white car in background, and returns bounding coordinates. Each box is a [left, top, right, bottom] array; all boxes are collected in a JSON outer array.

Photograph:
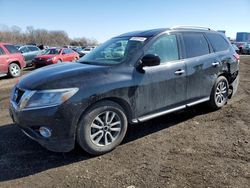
[[81, 46, 96, 56]]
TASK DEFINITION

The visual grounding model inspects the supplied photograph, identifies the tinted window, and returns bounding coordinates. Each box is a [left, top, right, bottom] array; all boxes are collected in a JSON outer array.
[[4, 45, 20, 54], [28, 46, 39, 51], [206, 33, 229, 52], [19, 46, 30, 53], [0, 47, 5, 55], [183, 33, 210, 58], [146, 34, 179, 63], [43, 49, 61, 54], [67, 49, 74, 53]]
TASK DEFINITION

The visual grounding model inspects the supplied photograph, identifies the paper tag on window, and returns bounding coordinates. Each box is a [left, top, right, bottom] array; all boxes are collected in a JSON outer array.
[[130, 37, 147, 42]]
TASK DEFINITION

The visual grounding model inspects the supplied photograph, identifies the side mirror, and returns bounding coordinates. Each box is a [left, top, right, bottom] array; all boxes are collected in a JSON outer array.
[[141, 54, 160, 67], [62, 52, 66, 55], [137, 54, 160, 73]]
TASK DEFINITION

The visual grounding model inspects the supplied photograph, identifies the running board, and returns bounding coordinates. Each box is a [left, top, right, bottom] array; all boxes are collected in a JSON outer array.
[[132, 97, 210, 123]]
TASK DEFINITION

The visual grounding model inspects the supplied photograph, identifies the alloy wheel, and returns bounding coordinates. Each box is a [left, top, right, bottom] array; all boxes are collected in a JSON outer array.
[[10, 64, 20, 76], [215, 81, 228, 105], [90, 111, 122, 146]]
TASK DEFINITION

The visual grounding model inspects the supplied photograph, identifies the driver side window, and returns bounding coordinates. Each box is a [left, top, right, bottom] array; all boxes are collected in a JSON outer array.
[[62, 49, 67, 54], [146, 34, 179, 63]]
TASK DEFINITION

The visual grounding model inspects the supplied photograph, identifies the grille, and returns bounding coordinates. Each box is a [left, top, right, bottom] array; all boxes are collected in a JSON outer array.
[[14, 87, 25, 104]]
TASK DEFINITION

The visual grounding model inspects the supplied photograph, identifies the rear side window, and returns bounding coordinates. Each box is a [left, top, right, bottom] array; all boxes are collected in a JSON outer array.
[[4, 45, 20, 54], [0, 47, 5, 55], [19, 46, 29, 53], [146, 34, 179, 63], [28, 46, 39, 51], [182, 33, 210, 58], [206, 33, 229, 52]]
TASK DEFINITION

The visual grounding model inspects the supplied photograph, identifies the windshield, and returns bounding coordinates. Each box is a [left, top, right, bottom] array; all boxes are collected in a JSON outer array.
[[79, 37, 147, 65], [43, 48, 61, 55]]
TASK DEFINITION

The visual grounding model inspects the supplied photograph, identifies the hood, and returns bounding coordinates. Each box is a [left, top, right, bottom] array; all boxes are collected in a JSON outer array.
[[35, 54, 58, 59], [17, 63, 110, 90]]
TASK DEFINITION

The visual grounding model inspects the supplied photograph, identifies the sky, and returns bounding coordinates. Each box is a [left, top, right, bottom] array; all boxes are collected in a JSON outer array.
[[0, 0, 250, 42]]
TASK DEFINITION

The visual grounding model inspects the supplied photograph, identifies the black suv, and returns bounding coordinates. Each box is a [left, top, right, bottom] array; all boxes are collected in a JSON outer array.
[[9, 26, 239, 155]]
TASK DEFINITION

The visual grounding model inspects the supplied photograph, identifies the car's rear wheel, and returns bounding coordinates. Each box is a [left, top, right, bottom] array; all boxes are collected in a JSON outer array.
[[8, 63, 21, 78], [77, 101, 128, 155], [208, 76, 229, 110]]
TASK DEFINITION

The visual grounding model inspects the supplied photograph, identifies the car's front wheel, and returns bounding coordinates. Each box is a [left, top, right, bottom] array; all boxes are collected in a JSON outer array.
[[8, 63, 21, 78], [56, 59, 62, 64], [77, 101, 128, 155], [72, 57, 78, 62], [208, 76, 229, 110]]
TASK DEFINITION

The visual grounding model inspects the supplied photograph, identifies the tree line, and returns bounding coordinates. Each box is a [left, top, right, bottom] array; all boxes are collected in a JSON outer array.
[[0, 25, 98, 47]]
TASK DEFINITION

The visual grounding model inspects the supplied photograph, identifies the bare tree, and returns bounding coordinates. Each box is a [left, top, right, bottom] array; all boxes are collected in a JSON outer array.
[[0, 25, 99, 46]]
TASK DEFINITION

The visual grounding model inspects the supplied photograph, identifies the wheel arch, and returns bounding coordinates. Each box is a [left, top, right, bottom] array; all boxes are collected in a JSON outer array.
[[218, 72, 230, 82], [76, 97, 134, 128], [9, 60, 21, 68]]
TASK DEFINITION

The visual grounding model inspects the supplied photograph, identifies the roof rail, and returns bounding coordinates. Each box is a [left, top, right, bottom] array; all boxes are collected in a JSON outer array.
[[171, 25, 213, 31]]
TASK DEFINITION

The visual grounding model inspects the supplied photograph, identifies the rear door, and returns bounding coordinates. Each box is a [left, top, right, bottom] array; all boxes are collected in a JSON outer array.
[[20, 46, 31, 62], [0, 47, 8, 73], [27, 46, 41, 60], [67, 49, 76, 61], [181, 32, 218, 102], [134, 34, 187, 117], [61, 49, 70, 61]]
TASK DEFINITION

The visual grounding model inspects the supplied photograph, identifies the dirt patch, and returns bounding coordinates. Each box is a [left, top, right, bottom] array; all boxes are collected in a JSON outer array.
[[0, 58, 250, 188]]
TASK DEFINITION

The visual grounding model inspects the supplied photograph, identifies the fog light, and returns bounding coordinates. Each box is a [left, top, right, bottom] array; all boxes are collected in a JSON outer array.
[[39, 127, 52, 138]]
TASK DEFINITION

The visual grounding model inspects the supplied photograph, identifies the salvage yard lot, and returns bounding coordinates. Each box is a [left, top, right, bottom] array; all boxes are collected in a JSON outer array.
[[0, 57, 250, 188]]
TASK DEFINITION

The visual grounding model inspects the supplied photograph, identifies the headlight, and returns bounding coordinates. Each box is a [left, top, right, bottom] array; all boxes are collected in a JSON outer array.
[[19, 88, 78, 110]]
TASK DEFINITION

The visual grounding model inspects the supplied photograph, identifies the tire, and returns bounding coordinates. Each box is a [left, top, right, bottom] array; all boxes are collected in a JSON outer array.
[[8, 63, 21, 78], [56, 59, 62, 64], [72, 57, 78, 62], [77, 101, 128, 155], [208, 76, 229, 110]]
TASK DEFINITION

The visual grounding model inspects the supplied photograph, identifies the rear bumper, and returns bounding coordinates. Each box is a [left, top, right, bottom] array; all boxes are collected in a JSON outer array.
[[230, 74, 239, 98]]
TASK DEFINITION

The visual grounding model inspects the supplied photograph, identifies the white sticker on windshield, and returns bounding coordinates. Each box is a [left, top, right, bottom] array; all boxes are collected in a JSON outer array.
[[129, 37, 147, 42]]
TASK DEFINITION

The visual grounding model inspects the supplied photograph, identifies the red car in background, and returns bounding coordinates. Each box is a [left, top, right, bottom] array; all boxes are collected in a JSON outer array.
[[33, 48, 79, 68], [0, 43, 26, 78]]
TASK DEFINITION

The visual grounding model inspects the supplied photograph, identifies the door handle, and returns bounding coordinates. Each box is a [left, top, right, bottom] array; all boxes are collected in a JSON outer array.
[[175, 69, 185, 75], [212, 62, 220, 66]]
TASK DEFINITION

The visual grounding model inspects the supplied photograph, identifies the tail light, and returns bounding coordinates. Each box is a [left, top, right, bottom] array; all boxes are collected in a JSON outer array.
[[234, 53, 240, 61]]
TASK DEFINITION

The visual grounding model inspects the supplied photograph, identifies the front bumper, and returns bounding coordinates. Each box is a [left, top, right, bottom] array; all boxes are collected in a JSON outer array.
[[9, 101, 75, 152], [33, 60, 54, 67]]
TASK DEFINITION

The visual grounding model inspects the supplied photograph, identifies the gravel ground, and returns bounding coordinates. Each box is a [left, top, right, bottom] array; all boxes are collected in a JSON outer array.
[[0, 58, 249, 188]]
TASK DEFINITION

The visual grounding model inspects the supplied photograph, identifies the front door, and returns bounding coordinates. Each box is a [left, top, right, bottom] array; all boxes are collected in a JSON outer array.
[[134, 34, 187, 118], [0, 47, 8, 74]]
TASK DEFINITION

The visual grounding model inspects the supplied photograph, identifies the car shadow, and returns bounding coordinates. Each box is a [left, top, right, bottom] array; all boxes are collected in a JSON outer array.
[[0, 104, 213, 182]]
